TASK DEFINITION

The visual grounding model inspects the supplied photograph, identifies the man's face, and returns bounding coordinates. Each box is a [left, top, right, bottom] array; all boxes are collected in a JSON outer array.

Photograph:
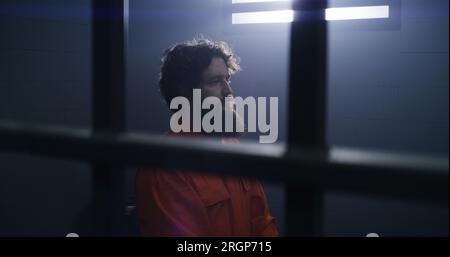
[[199, 56, 244, 135], [200, 57, 233, 100]]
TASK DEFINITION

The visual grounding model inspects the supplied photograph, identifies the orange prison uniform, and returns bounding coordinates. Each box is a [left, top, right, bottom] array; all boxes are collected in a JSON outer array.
[[135, 137, 278, 237]]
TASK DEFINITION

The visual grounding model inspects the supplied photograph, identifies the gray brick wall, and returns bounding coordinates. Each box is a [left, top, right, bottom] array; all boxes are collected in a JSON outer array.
[[0, 0, 93, 236]]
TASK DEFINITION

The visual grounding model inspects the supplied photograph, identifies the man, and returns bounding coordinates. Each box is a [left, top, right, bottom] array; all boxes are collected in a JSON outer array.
[[135, 38, 278, 237]]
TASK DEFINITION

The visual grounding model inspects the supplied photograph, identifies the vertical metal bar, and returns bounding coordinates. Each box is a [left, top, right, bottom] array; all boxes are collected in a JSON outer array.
[[92, 0, 127, 236], [286, 0, 328, 236], [286, 186, 324, 236], [288, 0, 328, 150]]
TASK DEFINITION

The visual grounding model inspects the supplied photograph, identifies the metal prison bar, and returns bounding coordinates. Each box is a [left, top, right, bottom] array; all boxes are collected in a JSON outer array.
[[0, 122, 448, 234], [0, 0, 448, 236]]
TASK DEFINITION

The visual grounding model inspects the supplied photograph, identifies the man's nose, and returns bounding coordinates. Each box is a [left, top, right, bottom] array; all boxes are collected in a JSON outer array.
[[222, 81, 233, 97]]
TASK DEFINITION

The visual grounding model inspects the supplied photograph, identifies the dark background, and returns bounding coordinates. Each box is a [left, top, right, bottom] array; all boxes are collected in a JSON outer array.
[[0, 0, 448, 236]]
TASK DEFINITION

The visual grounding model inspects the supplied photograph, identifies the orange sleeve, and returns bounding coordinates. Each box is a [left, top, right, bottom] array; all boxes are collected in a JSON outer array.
[[250, 182, 279, 237], [135, 168, 211, 237]]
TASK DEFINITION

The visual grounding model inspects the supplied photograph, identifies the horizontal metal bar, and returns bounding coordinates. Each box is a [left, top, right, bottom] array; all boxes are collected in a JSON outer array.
[[0, 121, 448, 204]]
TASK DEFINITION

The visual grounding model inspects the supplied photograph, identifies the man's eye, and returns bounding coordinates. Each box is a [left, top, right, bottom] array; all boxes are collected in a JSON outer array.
[[209, 80, 221, 85]]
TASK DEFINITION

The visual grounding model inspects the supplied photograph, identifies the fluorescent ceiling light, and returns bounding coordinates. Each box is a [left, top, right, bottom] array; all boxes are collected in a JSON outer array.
[[232, 0, 291, 4], [232, 5, 390, 24], [325, 5, 389, 20], [232, 10, 294, 24]]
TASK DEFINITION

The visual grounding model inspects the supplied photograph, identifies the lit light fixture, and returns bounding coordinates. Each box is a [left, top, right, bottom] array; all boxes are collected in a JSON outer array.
[[232, 0, 291, 4], [231, 4, 390, 24], [232, 10, 294, 24], [325, 5, 389, 21]]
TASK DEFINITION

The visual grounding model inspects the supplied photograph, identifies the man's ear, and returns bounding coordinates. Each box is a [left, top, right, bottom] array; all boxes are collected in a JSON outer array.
[[170, 85, 184, 101], [179, 84, 202, 102]]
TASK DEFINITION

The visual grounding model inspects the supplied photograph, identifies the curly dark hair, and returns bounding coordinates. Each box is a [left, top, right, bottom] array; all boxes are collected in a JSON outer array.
[[159, 38, 241, 108]]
